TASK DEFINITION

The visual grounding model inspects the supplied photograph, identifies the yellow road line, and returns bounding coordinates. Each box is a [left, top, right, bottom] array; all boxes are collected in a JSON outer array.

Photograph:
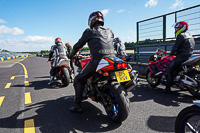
[[24, 119, 35, 133], [20, 56, 28, 62], [10, 75, 25, 80], [10, 76, 15, 80], [18, 62, 28, 78], [5, 83, 11, 89], [0, 96, 5, 107], [25, 81, 29, 86], [25, 92, 32, 104], [138, 75, 146, 78]]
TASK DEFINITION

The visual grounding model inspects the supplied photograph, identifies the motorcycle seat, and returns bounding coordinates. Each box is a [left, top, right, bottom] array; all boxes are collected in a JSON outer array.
[[181, 55, 200, 66]]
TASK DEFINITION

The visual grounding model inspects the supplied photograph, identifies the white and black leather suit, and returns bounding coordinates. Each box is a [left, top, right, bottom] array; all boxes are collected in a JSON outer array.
[[166, 31, 195, 89], [49, 42, 68, 76], [71, 25, 115, 104], [114, 42, 127, 58]]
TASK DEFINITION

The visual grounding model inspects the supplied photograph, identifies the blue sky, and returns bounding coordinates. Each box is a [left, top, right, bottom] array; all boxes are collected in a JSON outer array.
[[0, 0, 199, 52]]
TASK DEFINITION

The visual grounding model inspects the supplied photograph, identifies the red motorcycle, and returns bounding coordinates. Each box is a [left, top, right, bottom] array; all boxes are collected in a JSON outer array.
[[50, 58, 73, 87], [74, 54, 138, 122], [146, 48, 200, 97]]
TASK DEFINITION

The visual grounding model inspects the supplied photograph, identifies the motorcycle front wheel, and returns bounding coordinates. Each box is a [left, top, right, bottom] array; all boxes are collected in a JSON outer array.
[[103, 81, 130, 122], [146, 69, 161, 87], [61, 67, 70, 87], [175, 105, 200, 133]]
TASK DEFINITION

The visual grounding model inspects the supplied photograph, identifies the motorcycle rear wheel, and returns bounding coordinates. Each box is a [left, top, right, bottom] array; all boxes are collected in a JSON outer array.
[[146, 69, 161, 87], [103, 81, 130, 122], [61, 67, 70, 87], [175, 105, 200, 133]]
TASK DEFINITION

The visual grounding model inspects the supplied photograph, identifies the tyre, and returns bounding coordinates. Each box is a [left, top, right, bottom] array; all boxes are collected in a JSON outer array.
[[61, 67, 70, 87], [175, 105, 200, 133], [146, 68, 161, 87], [188, 88, 200, 98], [103, 81, 130, 122]]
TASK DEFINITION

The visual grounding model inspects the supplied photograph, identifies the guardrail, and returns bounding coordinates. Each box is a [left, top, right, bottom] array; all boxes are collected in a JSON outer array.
[[0, 55, 30, 62], [133, 40, 200, 64]]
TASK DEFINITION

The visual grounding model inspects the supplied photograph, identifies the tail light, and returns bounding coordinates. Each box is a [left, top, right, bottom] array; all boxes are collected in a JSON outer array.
[[116, 63, 122, 69], [122, 63, 128, 68], [116, 63, 128, 69]]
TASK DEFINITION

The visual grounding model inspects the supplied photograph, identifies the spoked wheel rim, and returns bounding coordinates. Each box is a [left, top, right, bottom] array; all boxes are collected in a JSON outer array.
[[147, 72, 159, 84], [180, 113, 200, 133], [104, 92, 118, 119]]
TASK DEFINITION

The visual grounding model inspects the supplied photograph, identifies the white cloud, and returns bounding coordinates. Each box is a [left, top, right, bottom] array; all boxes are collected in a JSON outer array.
[[0, 25, 24, 35], [117, 9, 125, 13], [0, 36, 54, 51], [4, 36, 54, 44], [0, 19, 6, 24], [0, 35, 5, 38], [101, 9, 110, 16], [145, 0, 158, 8], [122, 31, 136, 42], [170, 0, 184, 9]]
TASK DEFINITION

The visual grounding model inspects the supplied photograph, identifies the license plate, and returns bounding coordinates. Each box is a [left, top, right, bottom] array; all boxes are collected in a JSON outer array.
[[115, 70, 131, 82]]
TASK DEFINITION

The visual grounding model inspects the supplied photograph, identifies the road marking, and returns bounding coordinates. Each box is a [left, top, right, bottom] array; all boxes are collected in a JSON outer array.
[[18, 62, 28, 78], [19, 57, 28, 62], [25, 81, 29, 86], [5, 83, 11, 89], [10, 75, 25, 80], [25, 92, 32, 104], [24, 119, 35, 133], [0, 96, 5, 107], [139, 75, 146, 78]]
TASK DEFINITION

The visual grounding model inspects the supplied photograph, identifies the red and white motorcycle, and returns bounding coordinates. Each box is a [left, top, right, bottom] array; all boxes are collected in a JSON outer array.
[[74, 54, 138, 122]]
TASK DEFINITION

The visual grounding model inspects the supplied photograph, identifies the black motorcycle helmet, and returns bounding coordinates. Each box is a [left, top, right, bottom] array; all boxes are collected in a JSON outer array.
[[114, 37, 121, 43], [88, 11, 104, 29]]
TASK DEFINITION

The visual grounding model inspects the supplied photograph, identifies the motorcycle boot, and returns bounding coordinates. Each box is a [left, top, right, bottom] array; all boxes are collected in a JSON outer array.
[[48, 76, 55, 86], [70, 78, 84, 113], [70, 96, 83, 113], [70, 103, 82, 113]]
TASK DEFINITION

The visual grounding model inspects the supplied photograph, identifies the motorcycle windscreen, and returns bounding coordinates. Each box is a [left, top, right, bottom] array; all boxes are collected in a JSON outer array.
[[115, 70, 131, 82]]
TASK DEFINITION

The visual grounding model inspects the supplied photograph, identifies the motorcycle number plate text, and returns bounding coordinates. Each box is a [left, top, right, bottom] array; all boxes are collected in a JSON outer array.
[[115, 70, 131, 82]]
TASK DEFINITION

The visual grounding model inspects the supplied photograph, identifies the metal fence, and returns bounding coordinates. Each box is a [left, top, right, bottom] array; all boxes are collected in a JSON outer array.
[[132, 41, 200, 64], [137, 4, 200, 43]]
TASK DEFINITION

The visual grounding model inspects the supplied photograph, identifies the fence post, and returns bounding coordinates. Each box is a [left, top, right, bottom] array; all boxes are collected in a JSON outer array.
[[163, 15, 166, 42], [137, 47, 139, 64], [137, 22, 139, 44]]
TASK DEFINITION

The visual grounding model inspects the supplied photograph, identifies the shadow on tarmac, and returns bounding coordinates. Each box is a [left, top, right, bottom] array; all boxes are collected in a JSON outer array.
[[129, 82, 197, 107], [0, 96, 121, 133]]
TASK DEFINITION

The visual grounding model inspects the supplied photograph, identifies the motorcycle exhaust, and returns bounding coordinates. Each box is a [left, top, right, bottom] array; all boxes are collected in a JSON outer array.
[[124, 70, 138, 91]]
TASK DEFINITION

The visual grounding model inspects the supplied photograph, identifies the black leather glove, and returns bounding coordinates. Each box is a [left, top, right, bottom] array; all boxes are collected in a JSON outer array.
[[170, 50, 176, 55]]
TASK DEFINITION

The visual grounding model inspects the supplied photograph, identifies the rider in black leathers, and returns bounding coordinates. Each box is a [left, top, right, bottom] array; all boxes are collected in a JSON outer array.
[[65, 42, 74, 74], [69, 11, 115, 113], [48, 38, 68, 85], [164, 21, 195, 93]]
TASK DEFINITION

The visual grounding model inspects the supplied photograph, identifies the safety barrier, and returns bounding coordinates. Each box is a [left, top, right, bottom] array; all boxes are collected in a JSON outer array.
[[0, 55, 30, 62]]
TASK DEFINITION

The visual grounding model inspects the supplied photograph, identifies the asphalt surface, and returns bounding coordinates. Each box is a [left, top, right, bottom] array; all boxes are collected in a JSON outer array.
[[0, 56, 199, 133]]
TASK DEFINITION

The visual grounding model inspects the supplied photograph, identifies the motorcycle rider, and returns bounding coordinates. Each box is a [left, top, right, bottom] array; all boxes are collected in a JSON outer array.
[[65, 42, 74, 74], [69, 11, 115, 113], [113, 37, 127, 60], [164, 21, 195, 93], [48, 38, 68, 85]]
